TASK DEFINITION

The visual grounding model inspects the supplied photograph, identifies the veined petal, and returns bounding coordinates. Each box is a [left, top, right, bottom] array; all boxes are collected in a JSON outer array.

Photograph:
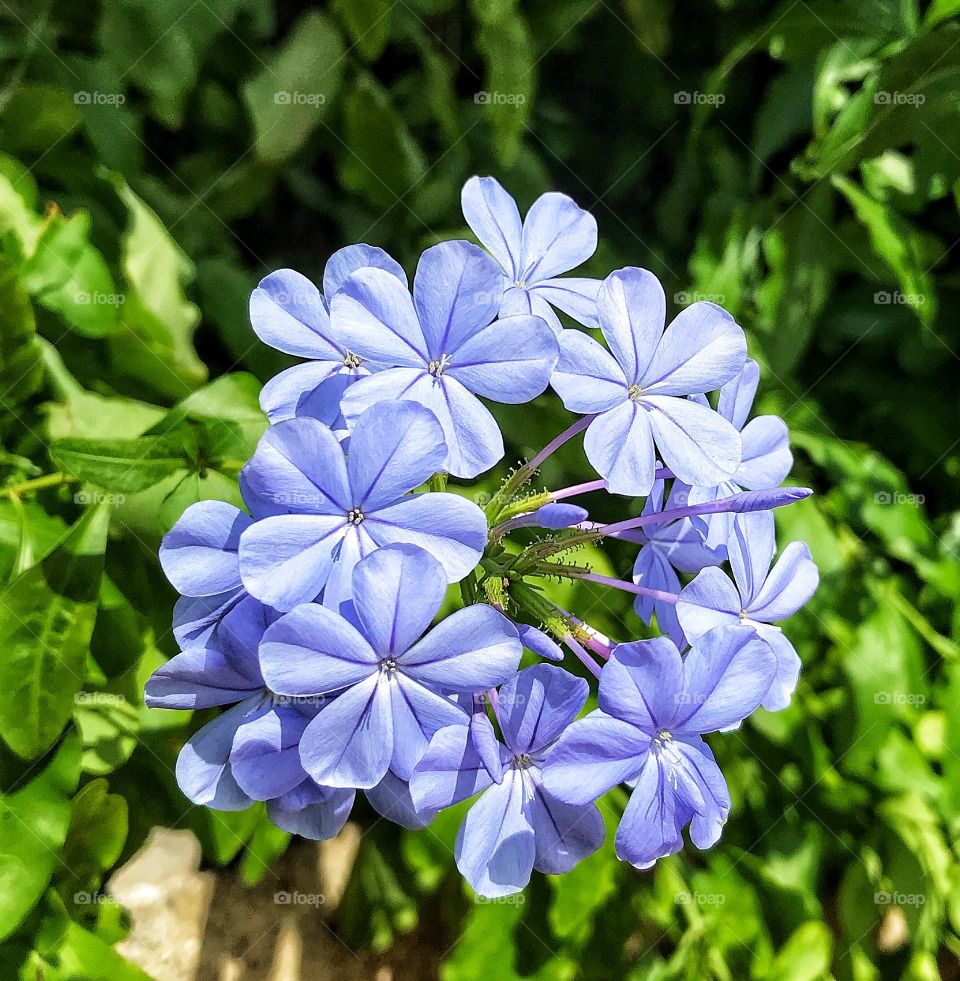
[[675, 736, 731, 849], [541, 711, 649, 805], [498, 664, 588, 755], [339, 366, 430, 426], [238, 514, 345, 611], [727, 511, 777, 607], [640, 302, 746, 396], [347, 400, 448, 511], [644, 395, 742, 487], [461, 176, 523, 277], [229, 703, 310, 800], [597, 267, 666, 384], [249, 269, 338, 359], [399, 605, 521, 692], [242, 418, 350, 516], [268, 784, 356, 840], [365, 769, 439, 830], [529, 779, 605, 874], [502, 286, 563, 334], [159, 501, 249, 597], [410, 724, 500, 811], [583, 401, 657, 496], [520, 191, 597, 282], [614, 753, 685, 868], [389, 673, 471, 780], [366, 491, 486, 582], [551, 329, 627, 413], [737, 416, 792, 489], [322, 243, 407, 297], [631, 546, 684, 647], [600, 639, 683, 730], [299, 674, 394, 788], [749, 542, 819, 622], [675, 567, 741, 642], [144, 644, 263, 709], [673, 624, 776, 734], [259, 361, 349, 424], [351, 545, 447, 656], [455, 769, 536, 898], [531, 277, 601, 327], [329, 267, 428, 367], [319, 523, 378, 618], [718, 358, 760, 429], [413, 240, 505, 353], [259, 602, 378, 695], [446, 315, 558, 403]]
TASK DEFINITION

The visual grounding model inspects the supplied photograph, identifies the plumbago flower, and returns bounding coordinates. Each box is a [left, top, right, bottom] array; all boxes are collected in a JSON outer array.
[[677, 512, 819, 710], [461, 175, 601, 332], [551, 267, 747, 495], [149, 175, 821, 898], [250, 244, 405, 425], [328, 240, 559, 478]]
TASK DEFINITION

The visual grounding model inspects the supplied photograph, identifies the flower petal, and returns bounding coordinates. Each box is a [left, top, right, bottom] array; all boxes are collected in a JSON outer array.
[[347, 400, 448, 511], [413, 240, 505, 353], [259, 602, 378, 695], [520, 192, 597, 282], [461, 176, 523, 277], [541, 711, 649, 806], [410, 724, 499, 811], [328, 266, 428, 367], [172, 590, 243, 647], [517, 623, 564, 662], [230, 703, 311, 800], [529, 780, 605, 874], [727, 511, 776, 606], [631, 545, 684, 648], [640, 302, 746, 396], [259, 361, 351, 424], [749, 542, 819, 622], [497, 664, 588, 755], [399, 605, 521, 692], [365, 769, 439, 830], [446, 315, 558, 403], [238, 514, 345, 611], [159, 501, 249, 596], [351, 544, 447, 656], [455, 770, 536, 898], [249, 269, 338, 359], [389, 673, 471, 780], [614, 753, 684, 868], [298, 674, 394, 788], [551, 329, 627, 413], [674, 624, 777, 733], [600, 638, 683, 730], [144, 644, 263, 709], [583, 401, 657, 496], [675, 736, 731, 849], [366, 490, 487, 581], [531, 277, 601, 327], [718, 357, 760, 429], [322, 243, 407, 297], [596, 267, 666, 384], [242, 418, 350, 516], [675, 567, 742, 643], [268, 783, 356, 840], [644, 395, 742, 486], [737, 416, 792, 489]]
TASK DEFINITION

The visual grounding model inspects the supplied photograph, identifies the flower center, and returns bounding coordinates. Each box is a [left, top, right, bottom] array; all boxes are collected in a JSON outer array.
[[342, 351, 363, 369], [347, 508, 364, 525], [651, 729, 674, 755], [380, 657, 397, 674], [627, 384, 643, 402], [514, 279, 527, 289], [428, 354, 453, 377], [513, 753, 533, 769]]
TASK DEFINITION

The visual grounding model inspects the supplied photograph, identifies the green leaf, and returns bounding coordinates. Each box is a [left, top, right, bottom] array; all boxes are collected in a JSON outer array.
[[242, 11, 346, 164], [766, 921, 833, 981], [0, 505, 110, 760], [49, 432, 196, 494], [106, 174, 206, 398], [832, 175, 937, 325], [0, 730, 81, 940], [0, 84, 82, 154], [334, 0, 392, 60], [53, 778, 128, 914], [0, 262, 43, 411]]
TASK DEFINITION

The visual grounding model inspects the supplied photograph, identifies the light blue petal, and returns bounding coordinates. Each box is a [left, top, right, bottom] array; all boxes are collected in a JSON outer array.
[[322, 243, 406, 297], [520, 191, 597, 282], [596, 267, 665, 384], [497, 664, 588, 755], [461, 175, 522, 277], [551, 329, 627, 413], [583, 401, 657, 496], [159, 501, 249, 596], [600, 639, 683, 730], [249, 269, 338, 359]]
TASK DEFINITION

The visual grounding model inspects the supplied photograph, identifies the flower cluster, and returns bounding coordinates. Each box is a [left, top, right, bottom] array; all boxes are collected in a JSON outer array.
[[147, 177, 818, 898]]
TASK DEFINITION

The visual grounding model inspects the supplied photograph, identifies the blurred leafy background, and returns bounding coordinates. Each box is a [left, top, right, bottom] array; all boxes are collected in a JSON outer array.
[[1, 0, 959, 978]]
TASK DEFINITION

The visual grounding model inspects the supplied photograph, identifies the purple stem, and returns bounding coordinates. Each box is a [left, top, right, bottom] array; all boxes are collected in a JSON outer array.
[[562, 633, 602, 679], [600, 486, 813, 537], [527, 416, 593, 473], [549, 467, 674, 502], [555, 606, 616, 659], [559, 570, 679, 604]]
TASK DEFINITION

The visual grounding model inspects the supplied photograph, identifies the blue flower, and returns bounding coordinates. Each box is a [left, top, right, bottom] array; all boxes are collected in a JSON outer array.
[[461, 176, 601, 332], [677, 512, 819, 710], [237, 400, 487, 611], [328, 240, 559, 477], [251, 244, 406, 425], [631, 478, 724, 647], [542, 626, 775, 868], [686, 359, 793, 549], [550, 267, 747, 495], [257, 545, 522, 790], [144, 598, 356, 838], [410, 664, 605, 897]]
